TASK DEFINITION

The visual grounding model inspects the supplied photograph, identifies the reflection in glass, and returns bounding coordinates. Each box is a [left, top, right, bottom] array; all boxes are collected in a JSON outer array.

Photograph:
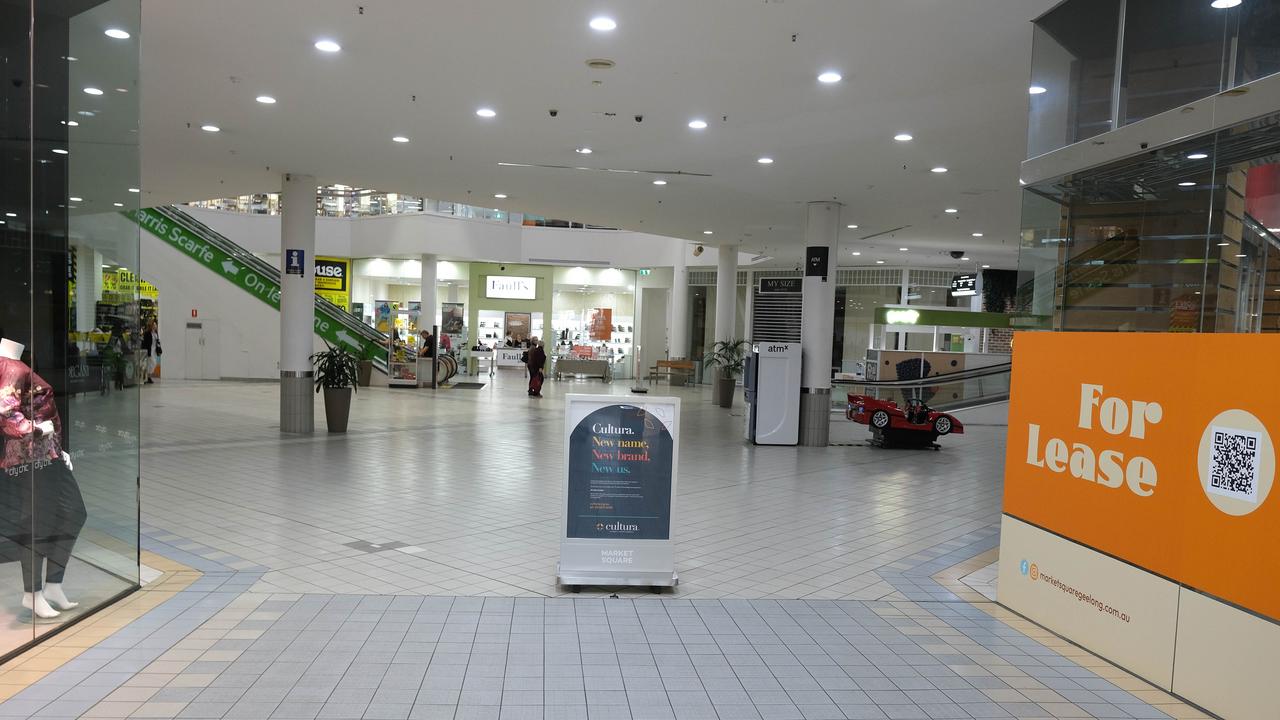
[[1028, 0, 1121, 156]]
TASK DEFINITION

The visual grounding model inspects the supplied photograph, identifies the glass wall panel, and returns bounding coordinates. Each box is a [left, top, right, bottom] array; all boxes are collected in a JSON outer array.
[[1119, 0, 1233, 127], [0, 0, 140, 658], [1028, 0, 1121, 157]]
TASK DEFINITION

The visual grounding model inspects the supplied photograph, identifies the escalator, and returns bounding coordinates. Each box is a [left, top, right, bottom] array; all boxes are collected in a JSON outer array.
[[831, 362, 1012, 413], [124, 205, 396, 372]]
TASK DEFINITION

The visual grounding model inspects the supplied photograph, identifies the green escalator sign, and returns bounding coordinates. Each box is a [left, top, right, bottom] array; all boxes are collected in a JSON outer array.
[[125, 209, 382, 357]]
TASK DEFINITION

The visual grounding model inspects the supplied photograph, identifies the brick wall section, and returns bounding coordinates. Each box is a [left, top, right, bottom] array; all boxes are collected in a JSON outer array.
[[987, 328, 1014, 354]]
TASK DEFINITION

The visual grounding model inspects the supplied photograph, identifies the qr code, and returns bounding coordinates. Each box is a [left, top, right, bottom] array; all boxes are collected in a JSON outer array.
[[1207, 426, 1261, 504]]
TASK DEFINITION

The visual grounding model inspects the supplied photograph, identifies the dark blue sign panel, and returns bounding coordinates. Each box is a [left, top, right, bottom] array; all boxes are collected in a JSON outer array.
[[566, 405, 673, 540], [285, 249, 306, 276]]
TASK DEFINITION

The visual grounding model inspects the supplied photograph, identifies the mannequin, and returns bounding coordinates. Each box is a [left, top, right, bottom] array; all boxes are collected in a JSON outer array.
[[0, 339, 86, 619]]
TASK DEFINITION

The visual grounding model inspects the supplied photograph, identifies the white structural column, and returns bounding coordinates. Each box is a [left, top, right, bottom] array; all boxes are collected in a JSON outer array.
[[798, 201, 842, 446], [669, 249, 689, 359], [420, 254, 439, 335], [279, 173, 317, 433], [714, 243, 738, 345]]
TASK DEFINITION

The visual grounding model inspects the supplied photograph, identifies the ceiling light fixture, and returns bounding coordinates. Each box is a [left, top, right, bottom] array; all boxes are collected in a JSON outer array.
[[851, 251, 861, 256], [392, 135, 409, 143], [589, 16, 617, 31], [703, 230, 713, 235], [652, 179, 667, 186], [1187, 152, 1209, 160], [817, 71, 842, 84], [476, 107, 497, 118], [961, 256, 970, 261], [931, 166, 948, 173], [972, 232, 983, 237], [1029, 85, 1047, 95], [1268, 228, 1280, 232], [51, 148, 68, 155], [200, 124, 220, 132], [104, 28, 130, 39], [128, 188, 140, 193], [945, 208, 958, 213], [83, 87, 103, 95], [64, 120, 78, 127], [69, 196, 82, 202], [688, 119, 707, 129], [899, 247, 908, 251], [847, 224, 858, 229], [1211, 0, 1242, 8], [1218, 242, 1230, 246], [493, 193, 507, 199], [981, 264, 991, 269], [875, 260, 885, 264], [112, 202, 124, 207], [256, 95, 276, 104], [314, 39, 341, 53], [757, 157, 774, 164], [1179, 181, 1196, 186], [575, 147, 593, 154], [894, 133, 913, 142], [78, 111, 95, 116]]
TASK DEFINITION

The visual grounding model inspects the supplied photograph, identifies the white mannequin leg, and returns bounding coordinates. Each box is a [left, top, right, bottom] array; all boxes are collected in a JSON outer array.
[[22, 592, 59, 619], [42, 583, 77, 611]]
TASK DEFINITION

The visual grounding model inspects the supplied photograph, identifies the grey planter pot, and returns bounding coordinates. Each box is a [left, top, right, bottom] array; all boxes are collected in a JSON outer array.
[[714, 373, 737, 409], [356, 361, 373, 387], [323, 387, 353, 433]]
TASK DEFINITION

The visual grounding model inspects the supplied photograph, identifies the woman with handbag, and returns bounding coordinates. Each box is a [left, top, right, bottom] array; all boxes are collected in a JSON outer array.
[[142, 319, 161, 384]]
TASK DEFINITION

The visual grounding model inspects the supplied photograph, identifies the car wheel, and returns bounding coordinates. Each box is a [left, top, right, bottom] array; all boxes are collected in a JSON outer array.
[[871, 410, 891, 429], [933, 416, 952, 435]]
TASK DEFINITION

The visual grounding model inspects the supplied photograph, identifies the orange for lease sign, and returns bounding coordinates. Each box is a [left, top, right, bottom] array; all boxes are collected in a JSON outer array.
[[1003, 332, 1279, 621]]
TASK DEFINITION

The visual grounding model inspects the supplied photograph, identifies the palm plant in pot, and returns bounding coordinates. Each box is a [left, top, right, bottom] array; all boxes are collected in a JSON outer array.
[[704, 339, 750, 409], [312, 342, 359, 433]]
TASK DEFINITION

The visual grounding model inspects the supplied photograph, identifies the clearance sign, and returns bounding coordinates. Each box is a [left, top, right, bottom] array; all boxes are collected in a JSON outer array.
[[1003, 333, 1278, 621]]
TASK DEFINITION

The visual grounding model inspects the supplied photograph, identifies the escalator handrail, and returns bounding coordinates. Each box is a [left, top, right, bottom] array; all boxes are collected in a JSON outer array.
[[835, 362, 1012, 388]]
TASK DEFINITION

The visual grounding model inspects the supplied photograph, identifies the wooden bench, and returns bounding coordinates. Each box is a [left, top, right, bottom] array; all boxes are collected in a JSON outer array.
[[648, 359, 695, 386]]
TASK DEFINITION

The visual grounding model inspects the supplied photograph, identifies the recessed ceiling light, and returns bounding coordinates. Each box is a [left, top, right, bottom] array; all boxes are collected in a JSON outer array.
[[1236, 253, 1248, 257], [703, 230, 713, 235], [83, 87, 103, 95], [1218, 242, 1230, 246], [688, 119, 708, 129], [817, 71, 842, 84], [972, 232, 984, 237], [931, 166, 948, 173], [128, 188, 140, 193], [5, 212, 17, 217], [1179, 181, 1196, 186], [69, 196, 82, 202], [476, 107, 497, 118], [851, 251, 861, 256], [115, 87, 128, 93], [589, 16, 617, 31], [1187, 152, 1209, 160], [64, 56, 76, 62], [314, 39, 341, 53], [392, 135, 410, 143], [944, 208, 958, 213], [78, 111, 95, 116], [112, 202, 124, 207], [575, 147, 593, 154], [847, 224, 858, 229], [875, 260, 885, 264], [63, 120, 78, 127], [893, 133, 913, 142], [51, 148, 67, 155], [898, 247, 908, 251], [1211, 0, 1242, 8], [1029, 85, 1047, 95], [981, 264, 990, 269], [104, 28, 130, 39], [200, 124, 220, 132], [256, 95, 276, 104], [757, 157, 774, 164], [652, 179, 667, 186], [493, 193, 507, 199]]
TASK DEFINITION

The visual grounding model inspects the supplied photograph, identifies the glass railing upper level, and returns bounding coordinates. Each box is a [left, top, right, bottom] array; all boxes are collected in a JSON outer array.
[[1028, 0, 1280, 158], [186, 188, 618, 229]]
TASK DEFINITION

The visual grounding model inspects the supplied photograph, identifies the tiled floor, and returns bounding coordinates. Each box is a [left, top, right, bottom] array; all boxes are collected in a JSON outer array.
[[0, 375, 1206, 719]]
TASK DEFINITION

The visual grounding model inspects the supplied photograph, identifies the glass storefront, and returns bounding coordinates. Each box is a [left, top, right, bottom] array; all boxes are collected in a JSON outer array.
[[0, 0, 141, 657]]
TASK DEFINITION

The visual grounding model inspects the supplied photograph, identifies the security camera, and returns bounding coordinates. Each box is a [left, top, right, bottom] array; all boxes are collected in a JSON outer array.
[[634, 114, 644, 123], [500, 265, 506, 271], [692, 245, 703, 257], [950, 251, 965, 259], [549, 109, 558, 118]]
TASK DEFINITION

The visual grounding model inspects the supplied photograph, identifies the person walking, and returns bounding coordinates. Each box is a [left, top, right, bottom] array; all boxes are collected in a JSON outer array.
[[526, 338, 546, 397], [141, 319, 160, 384]]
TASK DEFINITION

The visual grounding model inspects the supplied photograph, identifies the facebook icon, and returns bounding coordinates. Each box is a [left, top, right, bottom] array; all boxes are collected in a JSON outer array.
[[285, 249, 305, 276]]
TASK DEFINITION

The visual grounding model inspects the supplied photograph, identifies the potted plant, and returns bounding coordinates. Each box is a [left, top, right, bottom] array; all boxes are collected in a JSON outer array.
[[356, 343, 378, 387], [312, 342, 359, 432], [704, 339, 750, 409], [103, 346, 127, 390]]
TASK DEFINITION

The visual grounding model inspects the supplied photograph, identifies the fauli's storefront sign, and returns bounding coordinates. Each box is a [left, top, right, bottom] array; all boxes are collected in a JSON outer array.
[[485, 275, 536, 300], [999, 333, 1280, 717]]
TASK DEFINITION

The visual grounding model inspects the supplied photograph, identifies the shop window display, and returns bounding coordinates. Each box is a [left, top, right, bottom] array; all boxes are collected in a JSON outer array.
[[0, 0, 141, 658]]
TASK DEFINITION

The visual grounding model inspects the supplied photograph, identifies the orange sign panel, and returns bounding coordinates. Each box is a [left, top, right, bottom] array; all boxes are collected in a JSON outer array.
[[1003, 333, 1279, 621]]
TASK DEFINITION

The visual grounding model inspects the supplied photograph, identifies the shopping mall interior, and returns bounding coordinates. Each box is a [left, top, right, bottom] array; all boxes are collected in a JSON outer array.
[[1, 1, 1278, 719]]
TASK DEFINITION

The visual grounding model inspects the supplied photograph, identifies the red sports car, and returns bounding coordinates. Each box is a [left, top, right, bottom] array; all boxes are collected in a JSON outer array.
[[847, 394, 963, 445]]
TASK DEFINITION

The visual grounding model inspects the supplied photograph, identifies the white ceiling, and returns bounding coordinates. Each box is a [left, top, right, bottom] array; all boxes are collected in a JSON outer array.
[[136, 0, 1058, 269]]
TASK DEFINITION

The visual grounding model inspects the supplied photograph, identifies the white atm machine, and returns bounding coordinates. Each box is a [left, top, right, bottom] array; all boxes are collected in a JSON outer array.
[[744, 342, 801, 445]]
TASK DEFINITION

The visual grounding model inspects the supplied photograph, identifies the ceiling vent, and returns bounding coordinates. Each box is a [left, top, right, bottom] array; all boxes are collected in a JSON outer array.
[[586, 58, 616, 70]]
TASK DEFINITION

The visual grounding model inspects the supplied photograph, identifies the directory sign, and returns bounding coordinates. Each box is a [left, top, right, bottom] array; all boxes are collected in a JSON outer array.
[[559, 395, 680, 588]]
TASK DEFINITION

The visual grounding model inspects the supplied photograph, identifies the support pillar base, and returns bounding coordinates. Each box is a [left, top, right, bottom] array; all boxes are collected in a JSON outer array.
[[280, 372, 314, 434], [798, 389, 831, 447]]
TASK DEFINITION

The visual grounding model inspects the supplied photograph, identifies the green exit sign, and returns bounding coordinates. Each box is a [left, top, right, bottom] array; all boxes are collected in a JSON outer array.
[[639, 268, 652, 276]]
